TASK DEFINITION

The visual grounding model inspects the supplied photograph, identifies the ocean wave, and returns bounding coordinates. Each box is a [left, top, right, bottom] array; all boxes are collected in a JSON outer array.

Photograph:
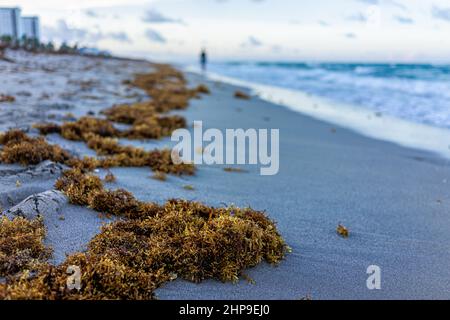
[[206, 62, 450, 129], [186, 65, 450, 160]]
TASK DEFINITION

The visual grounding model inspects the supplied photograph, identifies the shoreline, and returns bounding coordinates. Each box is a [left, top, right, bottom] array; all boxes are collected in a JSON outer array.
[[157, 71, 450, 300], [186, 66, 450, 162], [1, 51, 449, 299]]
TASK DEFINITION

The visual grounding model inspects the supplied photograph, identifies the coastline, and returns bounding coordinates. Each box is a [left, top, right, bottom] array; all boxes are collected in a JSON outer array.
[[1, 51, 450, 299], [187, 67, 450, 161], [157, 72, 450, 299]]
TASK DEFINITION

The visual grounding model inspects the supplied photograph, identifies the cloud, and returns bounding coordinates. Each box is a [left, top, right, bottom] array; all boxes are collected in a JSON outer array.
[[215, 0, 266, 2], [42, 20, 132, 44], [84, 9, 99, 18], [142, 9, 184, 24], [42, 20, 91, 43], [241, 36, 263, 47], [344, 32, 357, 39], [271, 45, 282, 53], [394, 15, 414, 24], [357, 0, 407, 11], [144, 29, 166, 43], [356, 0, 378, 4], [346, 12, 367, 22], [432, 6, 450, 22], [108, 32, 132, 43], [385, 0, 407, 11]]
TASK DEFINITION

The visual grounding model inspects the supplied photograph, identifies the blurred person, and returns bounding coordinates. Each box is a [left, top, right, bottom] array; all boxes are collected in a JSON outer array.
[[200, 48, 207, 71]]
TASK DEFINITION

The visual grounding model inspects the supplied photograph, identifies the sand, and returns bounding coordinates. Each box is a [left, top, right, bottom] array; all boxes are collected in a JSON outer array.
[[1, 51, 450, 299], [154, 73, 450, 300]]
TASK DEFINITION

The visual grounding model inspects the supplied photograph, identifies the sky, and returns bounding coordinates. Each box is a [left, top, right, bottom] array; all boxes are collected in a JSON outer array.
[[3, 0, 450, 63]]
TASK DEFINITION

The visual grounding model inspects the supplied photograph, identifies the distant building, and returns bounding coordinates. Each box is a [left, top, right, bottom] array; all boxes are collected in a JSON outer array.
[[0, 7, 21, 39], [21, 16, 40, 40]]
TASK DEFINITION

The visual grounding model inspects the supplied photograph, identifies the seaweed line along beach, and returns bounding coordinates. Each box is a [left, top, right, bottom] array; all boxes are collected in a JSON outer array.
[[1, 50, 450, 299]]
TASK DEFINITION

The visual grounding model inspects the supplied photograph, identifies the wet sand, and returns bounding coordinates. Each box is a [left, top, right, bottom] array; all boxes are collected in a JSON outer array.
[[155, 73, 450, 300]]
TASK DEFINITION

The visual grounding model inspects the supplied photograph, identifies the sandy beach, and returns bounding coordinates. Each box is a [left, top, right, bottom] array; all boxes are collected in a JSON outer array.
[[1, 51, 450, 299], [157, 72, 450, 300]]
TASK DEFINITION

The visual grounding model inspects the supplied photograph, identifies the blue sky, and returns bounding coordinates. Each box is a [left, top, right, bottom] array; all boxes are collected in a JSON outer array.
[[5, 0, 450, 63]]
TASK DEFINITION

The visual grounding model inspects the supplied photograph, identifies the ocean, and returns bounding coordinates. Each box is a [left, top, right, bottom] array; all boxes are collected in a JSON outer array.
[[187, 61, 450, 159]]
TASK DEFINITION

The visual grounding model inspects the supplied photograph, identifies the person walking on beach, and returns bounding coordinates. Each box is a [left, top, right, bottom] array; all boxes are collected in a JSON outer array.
[[200, 48, 207, 71]]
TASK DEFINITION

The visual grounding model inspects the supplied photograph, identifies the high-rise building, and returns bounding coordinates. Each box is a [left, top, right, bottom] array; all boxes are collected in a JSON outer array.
[[0, 7, 21, 39], [21, 16, 40, 40]]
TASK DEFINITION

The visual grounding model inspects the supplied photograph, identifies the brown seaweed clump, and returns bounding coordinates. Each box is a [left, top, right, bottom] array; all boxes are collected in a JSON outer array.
[[0, 130, 71, 166], [104, 171, 116, 183], [337, 224, 349, 238], [8, 123, 193, 175], [33, 123, 62, 135], [234, 90, 251, 100], [0, 132, 287, 300], [151, 171, 167, 181], [83, 134, 194, 175], [0, 217, 51, 277], [131, 64, 206, 112], [0, 253, 158, 300], [123, 114, 186, 140], [57, 112, 186, 142], [55, 169, 157, 217], [54, 169, 103, 206], [196, 84, 210, 94], [223, 167, 247, 173], [0, 198, 287, 299], [62, 136, 194, 175], [86, 200, 287, 284], [60, 117, 120, 141], [0, 94, 16, 103], [102, 102, 156, 124]]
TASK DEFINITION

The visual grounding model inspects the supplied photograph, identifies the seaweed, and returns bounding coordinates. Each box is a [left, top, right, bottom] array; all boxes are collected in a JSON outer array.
[[60, 117, 120, 141], [0, 130, 71, 166], [234, 91, 250, 100], [123, 115, 186, 140], [337, 224, 349, 238], [0, 145, 285, 299], [104, 171, 116, 183], [82, 134, 194, 175], [0, 65, 289, 300], [0, 195, 287, 300], [196, 84, 210, 95], [223, 167, 247, 173], [0, 129, 33, 145], [33, 123, 62, 135], [151, 171, 167, 181], [0, 125, 194, 175], [102, 102, 156, 124], [0, 94, 15, 103], [89, 189, 140, 217], [0, 217, 52, 277], [54, 168, 103, 206], [131, 65, 200, 113]]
